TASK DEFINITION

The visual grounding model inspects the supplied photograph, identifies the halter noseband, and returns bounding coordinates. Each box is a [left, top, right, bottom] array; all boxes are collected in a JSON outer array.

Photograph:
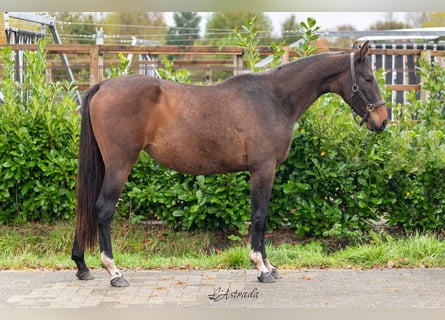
[[350, 52, 386, 126]]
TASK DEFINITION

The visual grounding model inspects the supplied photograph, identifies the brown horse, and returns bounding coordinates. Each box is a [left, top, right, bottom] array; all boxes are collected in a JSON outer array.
[[72, 41, 388, 287]]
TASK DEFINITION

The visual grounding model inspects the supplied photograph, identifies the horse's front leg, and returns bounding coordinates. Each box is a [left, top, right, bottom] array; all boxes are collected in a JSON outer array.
[[249, 166, 281, 283]]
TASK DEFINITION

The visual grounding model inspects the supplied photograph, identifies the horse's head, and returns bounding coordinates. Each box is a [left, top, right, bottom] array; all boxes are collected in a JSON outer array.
[[346, 41, 388, 133]]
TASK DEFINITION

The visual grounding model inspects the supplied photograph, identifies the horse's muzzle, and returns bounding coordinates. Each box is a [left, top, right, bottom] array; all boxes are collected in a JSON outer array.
[[366, 102, 388, 133], [369, 118, 387, 133]]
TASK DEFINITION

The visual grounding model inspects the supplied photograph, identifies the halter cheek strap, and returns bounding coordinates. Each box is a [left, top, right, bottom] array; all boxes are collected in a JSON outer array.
[[350, 52, 386, 126]]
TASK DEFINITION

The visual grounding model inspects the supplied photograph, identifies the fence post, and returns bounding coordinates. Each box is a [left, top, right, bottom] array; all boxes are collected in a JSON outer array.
[[282, 46, 290, 64], [0, 13, 7, 45], [420, 50, 431, 101], [89, 44, 103, 86], [45, 60, 52, 84], [233, 54, 243, 75]]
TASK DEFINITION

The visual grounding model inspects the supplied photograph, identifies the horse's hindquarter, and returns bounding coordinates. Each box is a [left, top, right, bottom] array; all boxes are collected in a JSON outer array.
[[89, 75, 162, 166]]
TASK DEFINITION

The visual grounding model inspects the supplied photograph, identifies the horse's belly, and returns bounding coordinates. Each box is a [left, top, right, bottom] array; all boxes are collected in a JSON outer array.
[[145, 141, 248, 176]]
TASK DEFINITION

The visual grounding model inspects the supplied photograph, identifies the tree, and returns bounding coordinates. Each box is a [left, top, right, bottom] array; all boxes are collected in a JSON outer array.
[[165, 12, 201, 46], [54, 12, 96, 44], [370, 20, 411, 30], [328, 24, 357, 49], [422, 12, 445, 27], [398, 12, 445, 28], [101, 12, 167, 43], [204, 12, 273, 45], [369, 13, 411, 30], [405, 12, 428, 28], [281, 14, 300, 43]]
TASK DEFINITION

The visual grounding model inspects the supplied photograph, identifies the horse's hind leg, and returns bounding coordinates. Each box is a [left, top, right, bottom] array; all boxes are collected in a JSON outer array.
[[71, 236, 94, 280], [96, 164, 136, 287]]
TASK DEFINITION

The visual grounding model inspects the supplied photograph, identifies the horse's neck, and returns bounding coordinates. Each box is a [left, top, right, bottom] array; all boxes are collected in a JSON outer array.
[[271, 53, 349, 121]]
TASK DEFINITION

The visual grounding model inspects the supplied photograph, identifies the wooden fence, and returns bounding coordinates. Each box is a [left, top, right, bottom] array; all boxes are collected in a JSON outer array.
[[0, 44, 274, 89], [1, 43, 444, 117]]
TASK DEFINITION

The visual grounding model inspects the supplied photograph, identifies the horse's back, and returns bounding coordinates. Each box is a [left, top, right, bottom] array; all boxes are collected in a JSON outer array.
[[95, 74, 162, 102]]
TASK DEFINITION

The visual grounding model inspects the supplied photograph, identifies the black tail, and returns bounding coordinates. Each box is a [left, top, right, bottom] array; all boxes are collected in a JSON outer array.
[[75, 83, 103, 251]]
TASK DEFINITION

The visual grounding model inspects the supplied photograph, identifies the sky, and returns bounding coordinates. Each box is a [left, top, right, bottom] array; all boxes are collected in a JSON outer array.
[[164, 12, 407, 36], [265, 12, 406, 33]]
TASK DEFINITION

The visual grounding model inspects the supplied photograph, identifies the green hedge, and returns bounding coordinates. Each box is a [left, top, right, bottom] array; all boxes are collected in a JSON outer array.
[[0, 43, 79, 223], [1, 43, 444, 238]]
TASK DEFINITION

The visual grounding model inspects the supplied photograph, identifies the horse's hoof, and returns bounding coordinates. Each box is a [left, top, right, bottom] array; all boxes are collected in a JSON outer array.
[[271, 268, 282, 279], [111, 276, 130, 287], [76, 270, 95, 281], [257, 272, 276, 283]]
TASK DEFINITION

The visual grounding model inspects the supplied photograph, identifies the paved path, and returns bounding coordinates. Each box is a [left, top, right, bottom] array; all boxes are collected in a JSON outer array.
[[0, 268, 444, 308]]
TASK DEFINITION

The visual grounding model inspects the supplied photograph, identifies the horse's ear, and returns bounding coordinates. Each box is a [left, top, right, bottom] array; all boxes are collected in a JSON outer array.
[[352, 41, 360, 51], [358, 41, 369, 60]]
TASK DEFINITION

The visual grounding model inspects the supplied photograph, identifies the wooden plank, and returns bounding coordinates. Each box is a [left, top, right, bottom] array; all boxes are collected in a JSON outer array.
[[47, 44, 91, 54], [99, 45, 274, 55], [328, 47, 445, 57], [369, 48, 423, 56], [1, 43, 442, 57], [98, 45, 244, 55], [75, 83, 90, 90], [0, 44, 91, 53], [387, 84, 421, 91], [136, 59, 234, 66], [370, 48, 443, 57], [0, 44, 273, 57]]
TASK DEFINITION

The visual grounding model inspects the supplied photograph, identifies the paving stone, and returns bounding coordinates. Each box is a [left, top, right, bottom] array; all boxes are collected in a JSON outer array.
[[0, 268, 445, 308]]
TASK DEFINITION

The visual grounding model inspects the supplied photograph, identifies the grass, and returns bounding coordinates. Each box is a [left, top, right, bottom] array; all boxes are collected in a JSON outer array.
[[0, 222, 444, 271]]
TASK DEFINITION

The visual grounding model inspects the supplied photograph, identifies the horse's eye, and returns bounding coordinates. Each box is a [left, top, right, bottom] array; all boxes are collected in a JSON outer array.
[[364, 75, 373, 83]]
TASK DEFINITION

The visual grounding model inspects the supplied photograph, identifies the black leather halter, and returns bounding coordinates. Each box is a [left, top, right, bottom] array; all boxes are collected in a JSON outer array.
[[350, 52, 386, 126]]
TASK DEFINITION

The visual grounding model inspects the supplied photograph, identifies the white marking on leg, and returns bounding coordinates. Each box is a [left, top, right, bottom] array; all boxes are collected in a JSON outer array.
[[263, 258, 275, 273], [101, 252, 122, 280], [250, 250, 270, 275]]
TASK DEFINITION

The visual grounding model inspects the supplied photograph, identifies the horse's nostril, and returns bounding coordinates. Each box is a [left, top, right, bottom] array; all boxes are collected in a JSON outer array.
[[375, 119, 388, 133]]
